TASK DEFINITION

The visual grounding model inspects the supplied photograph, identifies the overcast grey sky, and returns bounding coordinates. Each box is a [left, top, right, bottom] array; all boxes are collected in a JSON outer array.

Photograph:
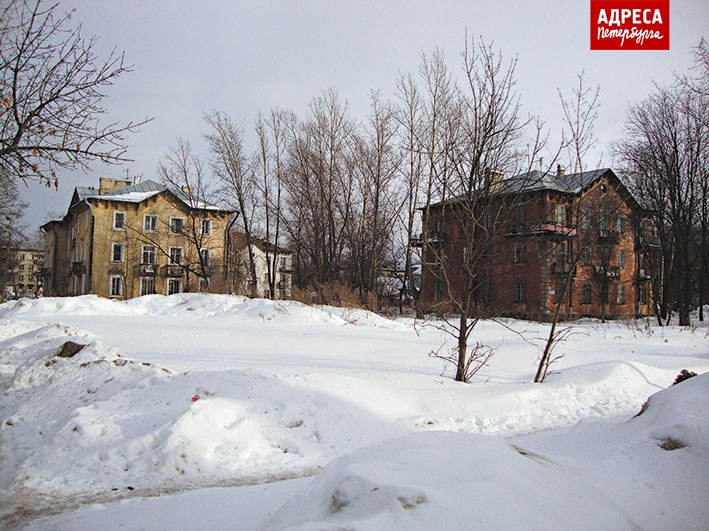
[[19, 0, 709, 233]]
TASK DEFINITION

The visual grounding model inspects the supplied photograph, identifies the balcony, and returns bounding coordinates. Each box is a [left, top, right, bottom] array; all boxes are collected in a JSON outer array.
[[598, 229, 619, 244], [71, 261, 86, 275], [139, 263, 157, 276], [552, 262, 576, 275], [411, 231, 445, 247], [594, 265, 620, 279], [507, 222, 577, 237], [165, 264, 184, 277], [531, 223, 577, 236]]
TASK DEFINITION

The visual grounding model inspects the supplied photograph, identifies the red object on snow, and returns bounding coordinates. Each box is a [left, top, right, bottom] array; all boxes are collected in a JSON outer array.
[[191, 394, 200, 402]]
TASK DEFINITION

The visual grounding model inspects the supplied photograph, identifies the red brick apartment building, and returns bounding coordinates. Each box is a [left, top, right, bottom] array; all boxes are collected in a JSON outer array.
[[417, 168, 656, 320]]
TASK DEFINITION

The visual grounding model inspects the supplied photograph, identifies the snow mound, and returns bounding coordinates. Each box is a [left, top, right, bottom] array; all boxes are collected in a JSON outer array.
[[0, 322, 94, 375], [0, 294, 404, 328], [0, 295, 137, 319], [265, 373, 709, 530]]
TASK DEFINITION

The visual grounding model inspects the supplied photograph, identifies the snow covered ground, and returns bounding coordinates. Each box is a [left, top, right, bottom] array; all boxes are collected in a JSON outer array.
[[0, 294, 707, 530]]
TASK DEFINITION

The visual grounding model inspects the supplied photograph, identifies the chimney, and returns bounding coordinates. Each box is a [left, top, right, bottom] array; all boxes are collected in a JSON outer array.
[[484, 167, 505, 191], [99, 177, 131, 195], [557, 164, 566, 177], [181, 185, 193, 196]]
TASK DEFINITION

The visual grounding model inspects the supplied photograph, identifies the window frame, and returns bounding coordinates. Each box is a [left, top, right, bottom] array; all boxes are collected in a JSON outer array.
[[169, 246, 183, 265], [616, 284, 626, 305], [582, 283, 592, 304], [141, 244, 156, 265], [617, 250, 626, 269], [169, 216, 185, 234], [201, 218, 211, 236], [200, 248, 210, 267], [513, 282, 526, 303], [143, 214, 158, 233], [167, 278, 182, 295], [111, 242, 124, 263], [109, 275, 123, 298], [140, 276, 156, 296], [113, 211, 126, 231]]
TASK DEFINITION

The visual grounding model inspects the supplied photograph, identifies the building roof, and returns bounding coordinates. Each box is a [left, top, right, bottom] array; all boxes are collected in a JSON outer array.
[[429, 168, 640, 209], [495, 168, 610, 195], [72, 180, 230, 212], [231, 231, 292, 254]]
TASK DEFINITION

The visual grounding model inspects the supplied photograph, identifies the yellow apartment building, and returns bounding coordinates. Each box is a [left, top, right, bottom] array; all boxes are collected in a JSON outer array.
[[42, 177, 235, 299]]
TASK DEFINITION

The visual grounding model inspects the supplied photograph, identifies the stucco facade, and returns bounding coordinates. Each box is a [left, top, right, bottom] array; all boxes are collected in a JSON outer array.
[[42, 178, 235, 299]]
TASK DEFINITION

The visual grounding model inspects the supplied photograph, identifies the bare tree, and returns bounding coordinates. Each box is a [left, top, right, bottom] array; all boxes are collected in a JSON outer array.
[[282, 88, 356, 291], [414, 48, 459, 318], [394, 71, 425, 313], [615, 78, 708, 326], [0, 175, 27, 299], [347, 91, 402, 304], [203, 110, 257, 296], [535, 73, 599, 382], [0, 0, 150, 185], [155, 138, 220, 290], [422, 37, 543, 382], [254, 109, 294, 299]]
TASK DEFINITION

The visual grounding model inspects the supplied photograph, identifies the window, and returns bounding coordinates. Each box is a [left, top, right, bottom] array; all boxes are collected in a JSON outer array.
[[555, 242, 567, 265], [435, 218, 444, 237], [201, 219, 211, 235], [198, 277, 209, 292], [143, 214, 158, 232], [581, 214, 591, 230], [279, 256, 288, 270], [617, 250, 626, 269], [555, 204, 566, 225], [462, 247, 468, 265], [616, 285, 626, 305], [18, 253, 25, 260], [140, 277, 156, 296], [111, 243, 124, 263], [638, 285, 647, 305], [514, 243, 526, 263], [481, 281, 492, 303], [169, 247, 183, 264], [109, 275, 123, 297], [200, 248, 210, 266], [142, 245, 156, 264], [167, 278, 182, 295], [18, 264, 25, 271], [554, 280, 566, 304], [170, 217, 184, 234], [582, 247, 592, 266], [599, 215, 608, 231], [617, 216, 625, 234], [513, 283, 525, 303], [113, 212, 126, 230], [582, 284, 592, 304]]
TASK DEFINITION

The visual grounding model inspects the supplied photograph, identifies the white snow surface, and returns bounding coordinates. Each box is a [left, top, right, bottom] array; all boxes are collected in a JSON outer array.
[[0, 294, 706, 530]]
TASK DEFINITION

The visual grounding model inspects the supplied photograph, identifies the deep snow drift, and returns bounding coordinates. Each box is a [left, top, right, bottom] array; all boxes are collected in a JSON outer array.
[[0, 294, 707, 530]]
